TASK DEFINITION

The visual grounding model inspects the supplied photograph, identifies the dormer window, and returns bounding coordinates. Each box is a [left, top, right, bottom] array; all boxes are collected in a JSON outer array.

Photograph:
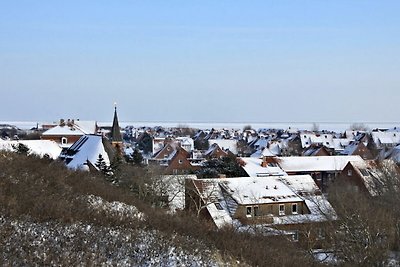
[[61, 137, 68, 145], [215, 203, 223, 210]]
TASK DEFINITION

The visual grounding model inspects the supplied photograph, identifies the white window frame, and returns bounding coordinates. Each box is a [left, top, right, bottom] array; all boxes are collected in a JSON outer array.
[[292, 203, 298, 214], [61, 137, 68, 145], [246, 206, 252, 217], [279, 204, 285, 216]]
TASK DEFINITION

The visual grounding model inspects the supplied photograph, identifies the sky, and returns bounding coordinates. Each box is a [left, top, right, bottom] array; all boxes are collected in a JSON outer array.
[[1, 1, 400, 123]]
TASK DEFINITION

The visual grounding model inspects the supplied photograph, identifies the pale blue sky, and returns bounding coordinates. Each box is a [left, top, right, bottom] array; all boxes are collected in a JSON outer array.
[[1, 1, 399, 123]]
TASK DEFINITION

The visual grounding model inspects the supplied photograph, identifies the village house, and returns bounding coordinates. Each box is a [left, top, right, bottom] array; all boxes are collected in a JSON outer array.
[[204, 143, 230, 159], [371, 129, 400, 148], [150, 142, 199, 175], [207, 139, 238, 155], [299, 131, 354, 154], [340, 141, 374, 160], [58, 134, 112, 171], [339, 160, 400, 196], [185, 175, 336, 242], [256, 155, 365, 192], [41, 119, 98, 148]]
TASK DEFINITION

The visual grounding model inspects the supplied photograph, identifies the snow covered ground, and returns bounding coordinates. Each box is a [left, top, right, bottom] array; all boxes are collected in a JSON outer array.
[[0, 216, 222, 266], [86, 194, 145, 221], [0, 139, 62, 159]]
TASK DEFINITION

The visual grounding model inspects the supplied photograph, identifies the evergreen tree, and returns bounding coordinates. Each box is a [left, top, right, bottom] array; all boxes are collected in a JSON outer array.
[[137, 132, 153, 154], [95, 154, 111, 176], [12, 143, 30, 155], [196, 156, 248, 178], [131, 149, 143, 166]]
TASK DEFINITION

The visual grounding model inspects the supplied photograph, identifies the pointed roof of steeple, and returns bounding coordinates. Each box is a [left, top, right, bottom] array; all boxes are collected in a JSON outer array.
[[111, 104, 122, 142]]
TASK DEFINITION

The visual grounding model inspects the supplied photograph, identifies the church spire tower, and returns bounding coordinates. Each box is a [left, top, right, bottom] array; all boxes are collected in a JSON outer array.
[[110, 103, 123, 147]]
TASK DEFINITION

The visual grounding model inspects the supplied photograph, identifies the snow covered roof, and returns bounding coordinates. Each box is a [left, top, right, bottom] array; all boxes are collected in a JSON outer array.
[[75, 121, 97, 135], [219, 177, 303, 205], [300, 132, 334, 148], [348, 160, 392, 196], [0, 140, 62, 159], [279, 175, 320, 195], [208, 139, 238, 154], [59, 135, 110, 171], [42, 125, 86, 136], [372, 131, 400, 146], [276, 155, 364, 172], [241, 157, 286, 177], [385, 145, 400, 163], [42, 121, 97, 136], [341, 141, 360, 155]]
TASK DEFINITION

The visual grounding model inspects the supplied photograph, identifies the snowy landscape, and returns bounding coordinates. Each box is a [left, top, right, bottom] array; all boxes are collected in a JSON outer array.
[[2, 1, 400, 266], [1, 116, 400, 266]]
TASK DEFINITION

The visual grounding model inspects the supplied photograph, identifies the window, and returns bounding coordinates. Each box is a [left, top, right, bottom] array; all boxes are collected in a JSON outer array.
[[279, 204, 285, 215], [246, 206, 252, 217], [254, 206, 260, 217], [215, 203, 223, 210], [61, 137, 68, 145], [292, 231, 299, 242], [178, 159, 183, 164], [347, 169, 353, 176], [292, 203, 298, 214]]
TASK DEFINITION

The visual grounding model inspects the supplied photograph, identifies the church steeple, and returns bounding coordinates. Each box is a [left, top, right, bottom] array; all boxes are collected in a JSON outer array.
[[111, 103, 122, 144]]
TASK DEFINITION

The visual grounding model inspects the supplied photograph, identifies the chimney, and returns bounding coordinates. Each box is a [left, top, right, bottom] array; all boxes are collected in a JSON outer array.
[[60, 119, 65, 126]]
